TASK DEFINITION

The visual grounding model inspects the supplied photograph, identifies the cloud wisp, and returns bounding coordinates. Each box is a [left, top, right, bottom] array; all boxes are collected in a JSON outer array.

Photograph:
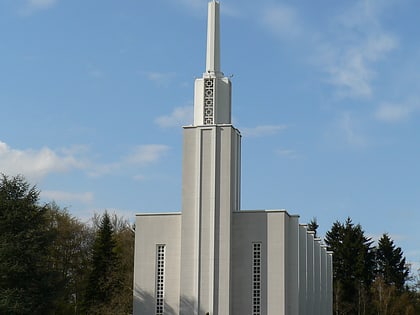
[[337, 113, 367, 148], [0, 141, 85, 180], [375, 102, 420, 123], [323, 33, 397, 99], [145, 71, 176, 87], [42, 190, 94, 204], [276, 148, 299, 160], [0, 140, 170, 180], [155, 105, 193, 128], [241, 125, 287, 138], [259, 0, 398, 100], [21, 0, 57, 15], [260, 4, 301, 39], [89, 144, 170, 177]]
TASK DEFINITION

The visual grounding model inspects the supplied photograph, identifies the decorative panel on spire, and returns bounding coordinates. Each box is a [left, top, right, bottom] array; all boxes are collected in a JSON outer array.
[[193, 0, 232, 126]]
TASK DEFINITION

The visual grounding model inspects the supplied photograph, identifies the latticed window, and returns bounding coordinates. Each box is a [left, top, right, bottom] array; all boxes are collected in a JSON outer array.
[[252, 242, 262, 315], [155, 245, 166, 315], [204, 78, 215, 124]]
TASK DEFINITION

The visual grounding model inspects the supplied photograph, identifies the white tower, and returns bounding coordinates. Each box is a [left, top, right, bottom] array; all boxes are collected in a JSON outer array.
[[180, 1, 241, 314], [133, 2, 333, 314]]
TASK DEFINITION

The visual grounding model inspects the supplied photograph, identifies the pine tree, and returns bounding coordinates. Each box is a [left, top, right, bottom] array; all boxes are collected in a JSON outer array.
[[376, 233, 409, 291], [307, 217, 319, 238], [83, 211, 121, 313], [325, 217, 375, 315], [0, 175, 59, 314]]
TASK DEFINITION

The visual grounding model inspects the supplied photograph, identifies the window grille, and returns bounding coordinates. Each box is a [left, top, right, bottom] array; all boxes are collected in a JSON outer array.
[[204, 78, 215, 124], [252, 242, 262, 315], [155, 245, 166, 315]]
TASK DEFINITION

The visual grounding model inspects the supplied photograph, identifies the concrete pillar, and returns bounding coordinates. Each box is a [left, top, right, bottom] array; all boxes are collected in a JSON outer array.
[[286, 215, 299, 315], [306, 232, 315, 313], [313, 238, 321, 315], [298, 225, 307, 315], [320, 245, 327, 315], [327, 252, 333, 315]]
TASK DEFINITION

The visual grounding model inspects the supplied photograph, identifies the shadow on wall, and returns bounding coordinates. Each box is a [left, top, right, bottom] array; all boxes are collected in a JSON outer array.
[[134, 286, 206, 314]]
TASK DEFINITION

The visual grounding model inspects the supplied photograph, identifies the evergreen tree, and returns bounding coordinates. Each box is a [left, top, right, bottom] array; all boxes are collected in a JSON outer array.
[[307, 217, 319, 238], [83, 211, 121, 313], [0, 175, 59, 314], [376, 233, 409, 291], [325, 217, 375, 315]]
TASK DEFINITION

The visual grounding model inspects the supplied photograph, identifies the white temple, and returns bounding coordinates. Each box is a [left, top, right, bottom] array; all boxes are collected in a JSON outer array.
[[133, 1, 333, 314]]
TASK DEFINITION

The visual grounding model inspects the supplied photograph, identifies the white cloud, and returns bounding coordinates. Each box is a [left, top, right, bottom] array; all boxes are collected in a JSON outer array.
[[155, 105, 193, 128], [133, 174, 146, 181], [29, 0, 56, 9], [174, 0, 206, 12], [276, 148, 299, 159], [288, 0, 398, 99], [88, 145, 169, 177], [375, 102, 419, 123], [87, 162, 121, 177], [241, 125, 287, 138], [21, 0, 57, 15], [324, 33, 397, 98], [125, 145, 170, 165], [337, 113, 367, 147], [42, 190, 94, 204], [145, 71, 176, 86], [0, 141, 85, 180], [261, 5, 301, 39]]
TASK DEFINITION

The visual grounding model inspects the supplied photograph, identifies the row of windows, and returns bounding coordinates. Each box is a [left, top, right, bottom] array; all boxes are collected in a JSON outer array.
[[252, 242, 262, 315], [155, 245, 165, 315], [153, 242, 264, 315]]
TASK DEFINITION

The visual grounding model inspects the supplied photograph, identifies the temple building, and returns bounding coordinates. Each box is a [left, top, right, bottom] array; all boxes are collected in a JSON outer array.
[[133, 1, 333, 314]]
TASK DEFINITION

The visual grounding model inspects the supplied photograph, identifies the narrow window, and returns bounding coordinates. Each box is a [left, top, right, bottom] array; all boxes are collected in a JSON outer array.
[[203, 78, 215, 124], [155, 245, 166, 315], [252, 242, 262, 315]]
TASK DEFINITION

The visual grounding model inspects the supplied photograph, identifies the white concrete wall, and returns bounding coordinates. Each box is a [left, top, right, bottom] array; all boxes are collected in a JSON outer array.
[[286, 215, 299, 315], [133, 213, 181, 314], [306, 232, 315, 313], [327, 252, 333, 315], [298, 225, 307, 315], [313, 239, 321, 315], [193, 77, 231, 126], [232, 211, 268, 315], [320, 245, 327, 315], [180, 125, 240, 315]]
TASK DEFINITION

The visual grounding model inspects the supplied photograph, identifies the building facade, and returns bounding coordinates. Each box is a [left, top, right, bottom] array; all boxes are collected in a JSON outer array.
[[133, 1, 333, 314]]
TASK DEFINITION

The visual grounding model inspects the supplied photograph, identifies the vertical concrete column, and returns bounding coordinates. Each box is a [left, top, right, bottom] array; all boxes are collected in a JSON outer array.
[[267, 212, 286, 315], [320, 245, 327, 315], [326, 252, 333, 315], [313, 239, 321, 315], [286, 215, 299, 315], [306, 232, 315, 313], [298, 225, 307, 315]]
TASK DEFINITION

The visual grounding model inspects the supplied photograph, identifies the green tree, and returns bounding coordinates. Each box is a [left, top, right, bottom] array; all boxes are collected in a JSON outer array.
[[307, 217, 319, 238], [0, 175, 59, 314], [88, 212, 135, 314], [83, 211, 122, 314], [375, 233, 409, 291], [325, 217, 375, 315], [46, 203, 94, 314]]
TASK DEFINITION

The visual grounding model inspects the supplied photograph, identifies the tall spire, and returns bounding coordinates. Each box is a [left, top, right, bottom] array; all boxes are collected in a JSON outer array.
[[205, 0, 221, 76], [193, 0, 231, 126]]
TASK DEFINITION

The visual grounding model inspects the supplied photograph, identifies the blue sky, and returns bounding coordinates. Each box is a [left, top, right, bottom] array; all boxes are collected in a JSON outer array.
[[1, 0, 420, 272]]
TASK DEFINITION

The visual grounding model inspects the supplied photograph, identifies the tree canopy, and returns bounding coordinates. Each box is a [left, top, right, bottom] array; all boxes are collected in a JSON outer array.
[[0, 175, 59, 314]]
